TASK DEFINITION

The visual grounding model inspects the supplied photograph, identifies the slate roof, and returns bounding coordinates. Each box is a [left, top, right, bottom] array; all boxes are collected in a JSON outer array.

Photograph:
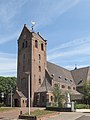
[[71, 67, 90, 86], [36, 69, 53, 93], [47, 62, 75, 85], [16, 90, 27, 98]]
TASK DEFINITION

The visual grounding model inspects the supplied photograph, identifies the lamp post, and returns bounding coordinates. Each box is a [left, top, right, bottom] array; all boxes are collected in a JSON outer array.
[[1, 92, 4, 103], [25, 72, 30, 115], [11, 87, 12, 107]]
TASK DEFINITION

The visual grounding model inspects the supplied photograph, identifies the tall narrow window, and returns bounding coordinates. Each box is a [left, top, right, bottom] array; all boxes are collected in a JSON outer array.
[[25, 41, 28, 47], [39, 66, 41, 72], [41, 43, 44, 51], [35, 40, 38, 48], [51, 96, 53, 101], [39, 54, 41, 60], [22, 42, 24, 48], [39, 78, 41, 84]]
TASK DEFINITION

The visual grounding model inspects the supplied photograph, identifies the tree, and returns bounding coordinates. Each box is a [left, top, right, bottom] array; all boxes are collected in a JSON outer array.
[[53, 84, 65, 107], [0, 76, 17, 103], [83, 81, 90, 106]]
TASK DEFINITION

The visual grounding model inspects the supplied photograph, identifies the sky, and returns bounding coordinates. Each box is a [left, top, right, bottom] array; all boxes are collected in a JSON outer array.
[[0, 0, 90, 77]]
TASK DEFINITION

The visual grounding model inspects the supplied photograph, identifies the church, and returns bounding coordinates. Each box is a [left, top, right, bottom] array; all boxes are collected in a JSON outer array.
[[13, 24, 90, 107]]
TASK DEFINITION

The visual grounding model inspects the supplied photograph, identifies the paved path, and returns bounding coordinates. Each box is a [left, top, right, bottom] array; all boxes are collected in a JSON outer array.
[[76, 115, 90, 120], [0, 107, 45, 120], [47, 112, 90, 120]]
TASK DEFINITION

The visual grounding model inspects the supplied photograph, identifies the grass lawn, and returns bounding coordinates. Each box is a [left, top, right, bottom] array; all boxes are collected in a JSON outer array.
[[25, 109, 55, 116], [0, 107, 16, 112]]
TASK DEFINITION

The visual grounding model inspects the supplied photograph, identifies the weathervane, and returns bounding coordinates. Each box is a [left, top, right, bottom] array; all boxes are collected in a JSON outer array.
[[75, 64, 77, 70], [31, 21, 36, 31]]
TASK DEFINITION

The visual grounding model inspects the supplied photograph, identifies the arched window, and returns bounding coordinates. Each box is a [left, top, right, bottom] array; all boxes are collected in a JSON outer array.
[[41, 43, 44, 51], [51, 96, 53, 101], [35, 40, 38, 48]]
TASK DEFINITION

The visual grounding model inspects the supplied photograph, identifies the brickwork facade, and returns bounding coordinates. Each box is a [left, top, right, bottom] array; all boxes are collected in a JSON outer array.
[[17, 25, 47, 106]]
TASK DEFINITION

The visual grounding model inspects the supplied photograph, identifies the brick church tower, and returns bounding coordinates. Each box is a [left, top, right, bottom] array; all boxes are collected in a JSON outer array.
[[17, 24, 47, 106]]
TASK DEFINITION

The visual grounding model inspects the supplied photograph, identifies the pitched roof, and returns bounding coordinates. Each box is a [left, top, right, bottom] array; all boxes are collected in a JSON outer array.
[[16, 90, 27, 98], [47, 62, 75, 85], [71, 67, 90, 86], [18, 24, 46, 42], [36, 69, 53, 93]]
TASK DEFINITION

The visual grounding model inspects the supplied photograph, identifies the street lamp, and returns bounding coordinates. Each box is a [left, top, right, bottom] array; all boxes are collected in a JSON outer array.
[[11, 87, 12, 107], [25, 72, 30, 115]]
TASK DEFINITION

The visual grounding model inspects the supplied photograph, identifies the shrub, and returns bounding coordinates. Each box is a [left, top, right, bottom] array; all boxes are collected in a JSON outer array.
[[75, 104, 89, 109], [0, 102, 5, 107]]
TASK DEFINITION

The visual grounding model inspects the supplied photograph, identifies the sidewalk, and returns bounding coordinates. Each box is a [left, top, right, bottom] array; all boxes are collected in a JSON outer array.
[[47, 112, 90, 120], [47, 112, 83, 120]]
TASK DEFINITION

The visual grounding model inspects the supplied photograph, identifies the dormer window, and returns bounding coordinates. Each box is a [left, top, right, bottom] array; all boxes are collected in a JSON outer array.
[[78, 80, 83, 85], [59, 76, 61, 79], [70, 80, 72, 82], [51, 74, 54, 77], [35, 40, 38, 48]]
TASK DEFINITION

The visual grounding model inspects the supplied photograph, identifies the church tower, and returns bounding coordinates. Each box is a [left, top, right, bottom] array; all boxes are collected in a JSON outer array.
[[17, 24, 47, 106]]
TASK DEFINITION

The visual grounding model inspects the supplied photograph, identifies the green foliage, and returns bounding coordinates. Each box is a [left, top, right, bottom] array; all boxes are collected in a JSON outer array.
[[53, 84, 64, 107], [0, 102, 5, 107], [83, 81, 90, 104], [75, 104, 89, 109], [0, 76, 17, 103]]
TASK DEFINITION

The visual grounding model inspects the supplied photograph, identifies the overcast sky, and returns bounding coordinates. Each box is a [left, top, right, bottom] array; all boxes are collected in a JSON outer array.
[[0, 0, 90, 76]]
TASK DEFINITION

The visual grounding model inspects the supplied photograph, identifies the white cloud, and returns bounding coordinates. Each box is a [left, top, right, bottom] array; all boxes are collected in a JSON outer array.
[[0, 0, 28, 44], [47, 36, 90, 60], [47, 36, 90, 53], [33, 0, 80, 28], [0, 0, 28, 23], [0, 32, 19, 45], [0, 52, 17, 76]]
